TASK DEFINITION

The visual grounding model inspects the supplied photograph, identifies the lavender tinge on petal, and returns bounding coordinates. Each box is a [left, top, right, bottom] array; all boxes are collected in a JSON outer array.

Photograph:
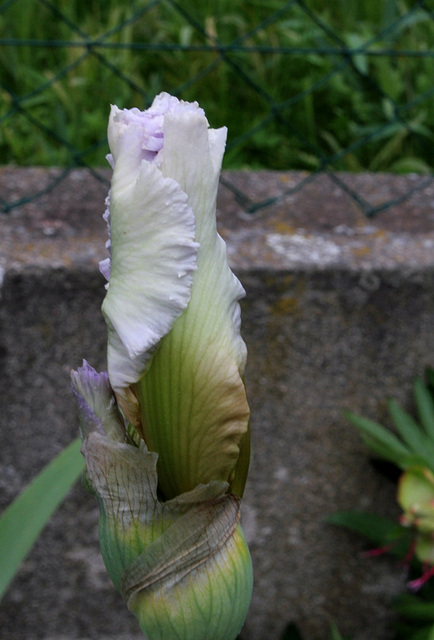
[[71, 361, 110, 437], [99, 192, 111, 283], [100, 93, 204, 285], [111, 93, 205, 166]]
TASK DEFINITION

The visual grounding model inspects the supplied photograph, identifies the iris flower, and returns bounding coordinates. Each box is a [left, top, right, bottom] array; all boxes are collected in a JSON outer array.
[[71, 93, 252, 640]]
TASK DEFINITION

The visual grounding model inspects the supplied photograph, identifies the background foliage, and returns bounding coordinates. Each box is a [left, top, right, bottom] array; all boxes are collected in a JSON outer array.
[[1, 0, 433, 173]]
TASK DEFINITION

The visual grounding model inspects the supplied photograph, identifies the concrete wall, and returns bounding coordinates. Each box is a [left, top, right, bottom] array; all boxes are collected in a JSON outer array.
[[1, 167, 434, 640]]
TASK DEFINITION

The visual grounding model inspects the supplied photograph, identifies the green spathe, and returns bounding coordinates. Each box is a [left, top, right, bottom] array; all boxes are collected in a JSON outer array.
[[73, 362, 252, 640], [128, 522, 253, 640]]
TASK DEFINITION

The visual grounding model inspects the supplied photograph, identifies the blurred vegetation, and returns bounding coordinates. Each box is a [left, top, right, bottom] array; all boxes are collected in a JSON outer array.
[[331, 368, 434, 640], [0, 0, 433, 171]]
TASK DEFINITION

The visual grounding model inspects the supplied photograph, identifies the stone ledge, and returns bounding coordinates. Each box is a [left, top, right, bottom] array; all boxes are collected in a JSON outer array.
[[1, 168, 434, 640], [1, 167, 434, 274]]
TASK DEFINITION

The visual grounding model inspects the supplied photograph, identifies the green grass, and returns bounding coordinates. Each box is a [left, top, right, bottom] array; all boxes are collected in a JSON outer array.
[[0, 0, 433, 171]]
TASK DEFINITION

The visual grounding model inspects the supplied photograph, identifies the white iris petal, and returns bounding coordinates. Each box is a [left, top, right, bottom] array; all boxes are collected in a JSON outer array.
[[103, 104, 199, 395]]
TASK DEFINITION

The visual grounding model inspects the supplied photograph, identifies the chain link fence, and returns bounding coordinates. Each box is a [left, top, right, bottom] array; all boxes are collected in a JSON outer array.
[[1, 0, 434, 216]]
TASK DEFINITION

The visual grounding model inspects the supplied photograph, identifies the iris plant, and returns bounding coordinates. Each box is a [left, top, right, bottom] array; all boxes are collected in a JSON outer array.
[[71, 93, 253, 640]]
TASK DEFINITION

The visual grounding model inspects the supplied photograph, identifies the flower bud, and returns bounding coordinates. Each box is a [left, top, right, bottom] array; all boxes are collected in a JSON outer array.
[[102, 94, 250, 499], [72, 93, 253, 639]]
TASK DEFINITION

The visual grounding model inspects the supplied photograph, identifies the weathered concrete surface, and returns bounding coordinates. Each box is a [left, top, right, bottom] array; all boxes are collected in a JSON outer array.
[[1, 167, 434, 640]]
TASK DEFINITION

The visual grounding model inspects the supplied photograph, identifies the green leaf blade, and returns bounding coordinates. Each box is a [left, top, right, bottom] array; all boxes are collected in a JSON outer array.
[[387, 399, 434, 470], [414, 378, 434, 441], [0, 438, 84, 600], [394, 595, 434, 622], [388, 399, 426, 451], [328, 510, 412, 556], [345, 411, 411, 467]]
